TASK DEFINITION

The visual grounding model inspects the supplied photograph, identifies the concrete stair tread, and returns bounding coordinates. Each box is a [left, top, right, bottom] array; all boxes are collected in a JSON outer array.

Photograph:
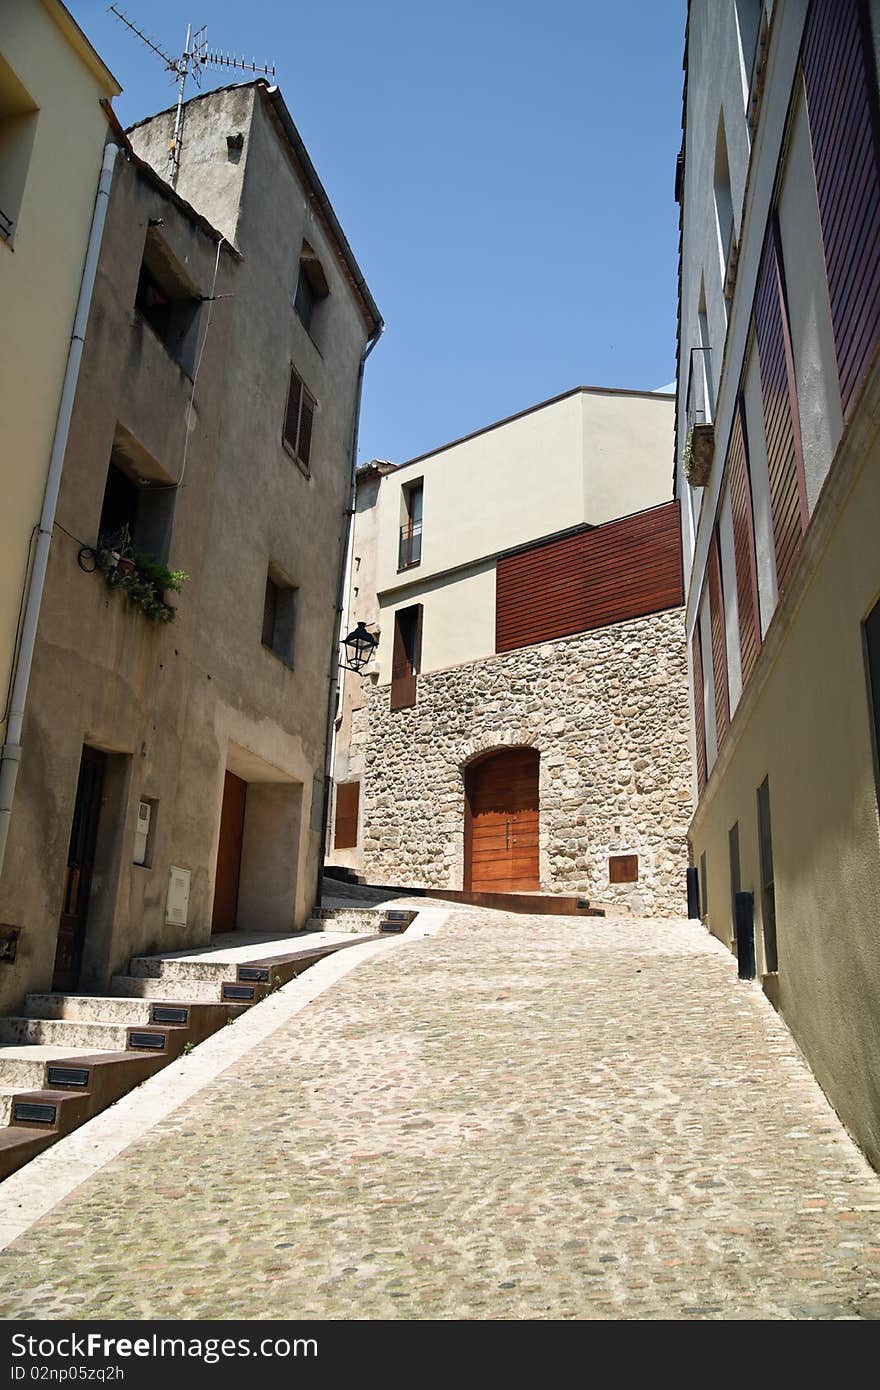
[[111, 975, 223, 1002], [25, 993, 154, 1025], [0, 1017, 131, 1050]]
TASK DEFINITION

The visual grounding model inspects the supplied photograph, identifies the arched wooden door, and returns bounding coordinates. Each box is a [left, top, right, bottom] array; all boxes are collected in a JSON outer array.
[[464, 747, 540, 892]]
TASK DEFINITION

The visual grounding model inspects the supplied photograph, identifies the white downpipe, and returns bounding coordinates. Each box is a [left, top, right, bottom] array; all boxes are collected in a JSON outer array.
[[0, 142, 119, 879]]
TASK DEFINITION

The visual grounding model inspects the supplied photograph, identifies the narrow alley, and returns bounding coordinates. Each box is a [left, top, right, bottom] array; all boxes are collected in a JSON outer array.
[[0, 906, 877, 1321]]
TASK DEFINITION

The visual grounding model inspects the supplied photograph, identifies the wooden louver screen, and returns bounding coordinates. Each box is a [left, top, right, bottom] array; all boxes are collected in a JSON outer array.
[[390, 604, 422, 711], [707, 527, 730, 750], [283, 366, 315, 471], [753, 222, 807, 599], [495, 500, 684, 653], [726, 395, 762, 686], [333, 781, 360, 850], [802, 0, 880, 420], [692, 626, 707, 796]]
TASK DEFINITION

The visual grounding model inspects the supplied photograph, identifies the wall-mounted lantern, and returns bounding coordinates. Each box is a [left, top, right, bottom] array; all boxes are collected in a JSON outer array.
[[341, 621, 377, 673]]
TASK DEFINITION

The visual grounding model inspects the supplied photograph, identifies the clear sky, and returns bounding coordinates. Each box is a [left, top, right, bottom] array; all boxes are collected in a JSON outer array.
[[71, 1, 686, 466]]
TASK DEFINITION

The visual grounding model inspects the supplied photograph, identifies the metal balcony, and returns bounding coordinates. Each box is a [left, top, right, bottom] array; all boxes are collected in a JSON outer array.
[[684, 348, 715, 487]]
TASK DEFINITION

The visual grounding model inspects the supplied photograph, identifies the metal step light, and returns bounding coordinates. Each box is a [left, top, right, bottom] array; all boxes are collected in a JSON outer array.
[[222, 983, 255, 1002], [238, 967, 270, 983], [46, 1065, 90, 1089], [152, 1006, 189, 1026], [13, 1100, 57, 1125], [129, 1030, 167, 1050]]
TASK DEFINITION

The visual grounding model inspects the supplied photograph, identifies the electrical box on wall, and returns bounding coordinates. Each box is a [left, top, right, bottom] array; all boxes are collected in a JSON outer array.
[[133, 800, 152, 865], [165, 865, 191, 926]]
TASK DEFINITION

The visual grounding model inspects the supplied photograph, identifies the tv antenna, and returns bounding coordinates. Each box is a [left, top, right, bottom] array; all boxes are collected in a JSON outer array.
[[109, 6, 275, 188]]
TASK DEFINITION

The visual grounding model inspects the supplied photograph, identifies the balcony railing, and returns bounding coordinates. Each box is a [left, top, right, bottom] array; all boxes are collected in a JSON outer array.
[[684, 348, 715, 487], [0, 208, 13, 240], [398, 519, 422, 570]]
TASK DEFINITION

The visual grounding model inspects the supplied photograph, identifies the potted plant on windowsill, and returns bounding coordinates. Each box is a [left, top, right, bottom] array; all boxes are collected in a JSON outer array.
[[95, 528, 188, 623]]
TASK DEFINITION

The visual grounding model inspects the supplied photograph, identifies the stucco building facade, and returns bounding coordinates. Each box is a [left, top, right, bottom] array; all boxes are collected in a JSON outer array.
[[0, 80, 381, 1013], [330, 387, 693, 915], [676, 0, 880, 1167]]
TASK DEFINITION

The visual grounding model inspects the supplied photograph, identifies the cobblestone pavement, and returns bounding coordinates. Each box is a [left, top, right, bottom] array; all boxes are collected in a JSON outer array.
[[1, 909, 879, 1320]]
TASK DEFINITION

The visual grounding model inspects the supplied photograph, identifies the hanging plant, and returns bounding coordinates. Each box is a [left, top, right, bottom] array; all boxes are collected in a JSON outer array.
[[95, 528, 188, 622]]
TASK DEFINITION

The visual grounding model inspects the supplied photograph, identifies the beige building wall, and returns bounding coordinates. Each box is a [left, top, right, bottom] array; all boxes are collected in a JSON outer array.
[[0, 0, 119, 748]]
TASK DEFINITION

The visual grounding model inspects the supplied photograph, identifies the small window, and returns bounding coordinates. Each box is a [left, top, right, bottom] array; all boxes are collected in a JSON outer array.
[[714, 111, 735, 297], [98, 450, 175, 564], [0, 56, 38, 243], [728, 821, 741, 940], [399, 479, 423, 570], [135, 228, 201, 374], [609, 854, 638, 884], [699, 849, 708, 922], [756, 776, 777, 972], [262, 570, 298, 667], [390, 604, 423, 711], [293, 241, 329, 340], [283, 366, 316, 474]]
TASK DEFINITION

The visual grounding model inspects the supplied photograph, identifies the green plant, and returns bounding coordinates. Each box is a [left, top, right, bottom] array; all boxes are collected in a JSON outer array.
[[682, 428, 694, 477], [182, 1041, 196, 1055], [96, 530, 188, 623]]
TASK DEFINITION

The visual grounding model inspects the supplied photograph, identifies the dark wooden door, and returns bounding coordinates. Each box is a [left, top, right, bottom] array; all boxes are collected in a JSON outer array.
[[465, 747, 540, 892], [53, 745, 106, 991], [211, 770, 247, 935]]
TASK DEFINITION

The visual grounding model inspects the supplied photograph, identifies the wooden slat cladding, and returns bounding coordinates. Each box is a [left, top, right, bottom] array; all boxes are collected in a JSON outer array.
[[333, 781, 360, 850], [495, 500, 683, 653], [753, 222, 808, 598], [726, 396, 762, 685], [802, 0, 880, 420], [692, 627, 707, 796], [464, 748, 540, 893], [707, 528, 730, 749], [390, 604, 422, 711]]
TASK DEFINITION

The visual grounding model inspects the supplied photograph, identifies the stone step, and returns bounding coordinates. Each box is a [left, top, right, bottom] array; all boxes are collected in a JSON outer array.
[[25, 994, 155, 1026], [0, 1044, 93, 1090], [0, 1017, 130, 1051], [127, 956, 234, 983], [0, 1087, 21, 1125], [110, 974, 223, 1003], [308, 908, 379, 933]]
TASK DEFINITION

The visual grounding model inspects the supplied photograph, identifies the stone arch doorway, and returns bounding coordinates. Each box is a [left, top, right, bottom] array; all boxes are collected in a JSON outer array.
[[464, 746, 540, 892]]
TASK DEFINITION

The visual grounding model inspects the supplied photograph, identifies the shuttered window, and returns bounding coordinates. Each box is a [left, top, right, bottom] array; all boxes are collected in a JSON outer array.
[[802, 0, 880, 420], [390, 604, 422, 711], [753, 220, 808, 598], [283, 366, 316, 473], [333, 781, 360, 850], [692, 625, 708, 796], [495, 500, 683, 653], [727, 394, 762, 686], [707, 526, 730, 749]]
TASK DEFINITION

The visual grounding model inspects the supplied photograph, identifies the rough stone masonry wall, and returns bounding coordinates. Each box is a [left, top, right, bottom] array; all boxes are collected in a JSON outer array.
[[360, 608, 693, 915]]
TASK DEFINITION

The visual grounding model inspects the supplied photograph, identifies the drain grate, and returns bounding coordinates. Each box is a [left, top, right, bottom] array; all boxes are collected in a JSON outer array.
[[46, 1065, 89, 1088], [129, 1030, 166, 1050], [152, 1005, 189, 1025], [238, 967, 270, 983], [13, 1100, 57, 1125], [222, 983, 255, 1002]]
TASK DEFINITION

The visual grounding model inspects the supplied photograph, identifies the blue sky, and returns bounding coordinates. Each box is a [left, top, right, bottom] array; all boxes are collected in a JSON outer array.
[[71, 1, 686, 465]]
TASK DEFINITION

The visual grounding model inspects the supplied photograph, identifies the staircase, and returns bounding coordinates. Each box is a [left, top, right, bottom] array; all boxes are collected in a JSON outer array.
[[0, 911, 411, 1183]]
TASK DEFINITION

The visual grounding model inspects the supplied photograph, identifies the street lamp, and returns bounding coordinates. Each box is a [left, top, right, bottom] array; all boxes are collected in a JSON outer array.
[[341, 620, 377, 673]]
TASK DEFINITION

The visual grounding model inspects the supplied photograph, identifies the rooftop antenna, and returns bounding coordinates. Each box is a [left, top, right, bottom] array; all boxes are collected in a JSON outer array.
[[108, 6, 275, 189]]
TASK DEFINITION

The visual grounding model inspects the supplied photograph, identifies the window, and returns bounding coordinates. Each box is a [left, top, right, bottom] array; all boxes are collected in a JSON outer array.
[[756, 776, 777, 972], [863, 597, 880, 809], [713, 111, 735, 297], [609, 854, 638, 884], [134, 228, 201, 374], [0, 56, 38, 243], [390, 604, 423, 711], [98, 442, 175, 564], [699, 850, 708, 922], [262, 570, 298, 667], [293, 241, 329, 340], [398, 480, 423, 570], [734, 1, 762, 103], [283, 366, 316, 474], [334, 781, 360, 850], [728, 821, 741, 940]]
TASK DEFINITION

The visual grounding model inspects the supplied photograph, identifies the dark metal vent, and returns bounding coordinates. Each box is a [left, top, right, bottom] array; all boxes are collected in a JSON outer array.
[[129, 1030, 166, 1050], [238, 966, 270, 983], [152, 1006, 189, 1025], [46, 1065, 90, 1088], [222, 983, 255, 1001], [13, 1101, 57, 1125]]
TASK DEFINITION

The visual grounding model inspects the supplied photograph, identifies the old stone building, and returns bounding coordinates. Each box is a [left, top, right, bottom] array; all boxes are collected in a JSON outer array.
[[0, 80, 381, 1013], [330, 387, 693, 915], [676, 0, 880, 1168]]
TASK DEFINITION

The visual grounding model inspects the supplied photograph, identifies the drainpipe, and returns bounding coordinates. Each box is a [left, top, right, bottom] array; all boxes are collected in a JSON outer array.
[[0, 142, 119, 881], [316, 321, 384, 907]]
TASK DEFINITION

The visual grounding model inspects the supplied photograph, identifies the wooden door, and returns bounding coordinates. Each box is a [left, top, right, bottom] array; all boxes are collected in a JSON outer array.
[[211, 770, 247, 934], [53, 745, 106, 991], [465, 747, 540, 892]]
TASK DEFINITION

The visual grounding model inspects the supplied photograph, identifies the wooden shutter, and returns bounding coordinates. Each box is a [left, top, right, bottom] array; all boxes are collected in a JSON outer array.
[[284, 368, 302, 451], [496, 499, 684, 653], [692, 625, 707, 796], [727, 394, 762, 686], [802, 0, 880, 419], [390, 604, 421, 711], [298, 390, 314, 470], [707, 527, 730, 749], [333, 781, 360, 850], [753, 221, 808, 598]]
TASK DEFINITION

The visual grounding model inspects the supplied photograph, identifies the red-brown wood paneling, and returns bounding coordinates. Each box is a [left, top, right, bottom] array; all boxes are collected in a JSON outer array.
[[334, 780, 360, 850], [212, 770, 247, 935], [692, 626, 707, 796], [707, 527, 730, 750], [802, 0, 880, 420], [464, 747, 540, 893], [753, 222, 808, 598], [495, 500, 684, 653], [390, 604, 422, 710], [726, 395, 762, 686]]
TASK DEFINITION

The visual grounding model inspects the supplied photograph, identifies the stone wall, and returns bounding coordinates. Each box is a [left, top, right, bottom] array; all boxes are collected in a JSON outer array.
[[361, 608, 692, 915]]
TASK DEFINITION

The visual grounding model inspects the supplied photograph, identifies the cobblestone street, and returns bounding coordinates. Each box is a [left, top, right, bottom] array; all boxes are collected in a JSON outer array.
[[1, 907, 879, 1320]]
